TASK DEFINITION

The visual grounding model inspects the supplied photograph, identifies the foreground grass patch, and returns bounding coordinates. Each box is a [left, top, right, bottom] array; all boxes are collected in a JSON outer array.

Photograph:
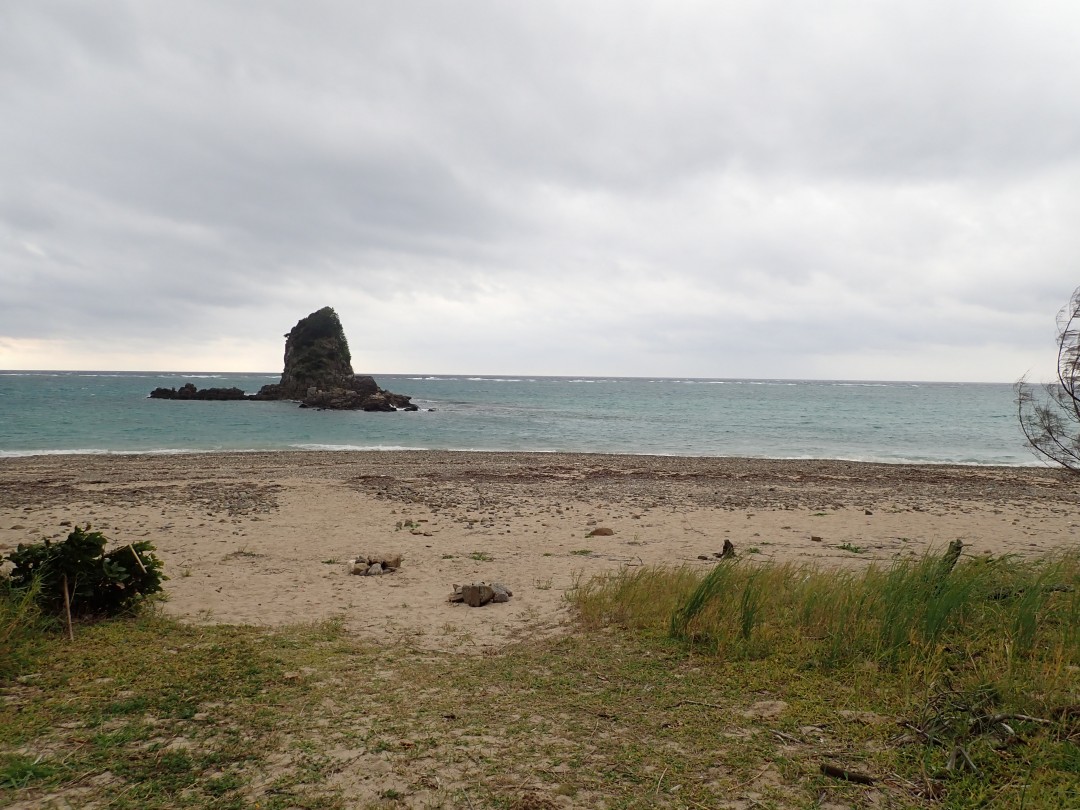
[[0, 613, 350, 809], [2, 549, 1078, 809], [574, 547, 1080, 807], [5, 618, 912, 809]]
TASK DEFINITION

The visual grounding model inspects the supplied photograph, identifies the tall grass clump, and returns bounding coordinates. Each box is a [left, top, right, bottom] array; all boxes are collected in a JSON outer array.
[[0, 576, 47, 680], [572, 546, 1080, 696], [573, 565, 702, 632]]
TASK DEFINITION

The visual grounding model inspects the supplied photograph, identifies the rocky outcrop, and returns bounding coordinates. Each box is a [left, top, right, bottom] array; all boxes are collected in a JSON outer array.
[[149, 384, 247, 401], [254, 307, 416, 411], [148, 306, 416, 411], [252, 306, 356, 400], [299, 383, 416, 411]]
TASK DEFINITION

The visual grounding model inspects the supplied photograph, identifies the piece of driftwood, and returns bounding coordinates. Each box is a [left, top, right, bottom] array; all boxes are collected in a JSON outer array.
[[941, 538, 964, 576], [819, 763, 875, 785], [62, 574, 74, 642], [664, 699, 726, 710]]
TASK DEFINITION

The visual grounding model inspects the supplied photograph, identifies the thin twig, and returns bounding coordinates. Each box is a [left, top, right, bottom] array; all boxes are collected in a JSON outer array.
[[901, 721, 943, 746], [128, 544, 147, 573], [976, 713, 1051, 727], [654, 765, 668, 796], [665, 699, 725, 710], [772, 730, 803, 745], [731, 762, 773, 792], [946, 745, 979, 774], [62, 574, 74, 642]]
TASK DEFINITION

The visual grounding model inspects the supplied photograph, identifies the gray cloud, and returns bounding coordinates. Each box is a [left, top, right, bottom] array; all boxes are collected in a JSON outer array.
[[2, 1, 1080, 379]]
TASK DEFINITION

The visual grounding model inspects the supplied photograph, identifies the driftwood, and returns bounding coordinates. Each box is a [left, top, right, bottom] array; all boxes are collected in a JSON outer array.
[[819, 763, 875, 785], [940, 538, 964, 576]]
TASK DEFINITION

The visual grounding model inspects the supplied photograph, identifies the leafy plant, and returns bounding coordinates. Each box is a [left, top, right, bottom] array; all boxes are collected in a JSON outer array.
[[5, 525, 166, 618]]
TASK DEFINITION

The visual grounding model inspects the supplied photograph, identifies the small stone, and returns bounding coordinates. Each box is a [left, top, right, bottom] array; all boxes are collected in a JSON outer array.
[[698, 555, 710, 560], [490, 583, 512, 602], [491, 582, 513, 597], [865, 510, 873, 516], [367, 562, 384, 576], [811, 535, 823, 542], [587, 527, 614, 537], [348, 559, 367, 575]]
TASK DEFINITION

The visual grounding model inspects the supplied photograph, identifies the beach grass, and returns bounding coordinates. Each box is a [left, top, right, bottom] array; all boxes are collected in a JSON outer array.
[[0, 577, 47, 682], [2, 549, 1078, 808], [576, 547, 1080, 696]]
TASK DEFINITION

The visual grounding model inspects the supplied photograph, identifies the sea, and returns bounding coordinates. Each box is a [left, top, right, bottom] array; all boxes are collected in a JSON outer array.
[[0, 371, 1037, 466]]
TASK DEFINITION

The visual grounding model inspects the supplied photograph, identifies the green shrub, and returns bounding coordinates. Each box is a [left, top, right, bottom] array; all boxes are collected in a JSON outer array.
[[5, 526, 166, 618]]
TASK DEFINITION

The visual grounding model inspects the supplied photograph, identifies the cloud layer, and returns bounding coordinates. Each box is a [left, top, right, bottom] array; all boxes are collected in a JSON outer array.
[[3, 1, 1080, 380]]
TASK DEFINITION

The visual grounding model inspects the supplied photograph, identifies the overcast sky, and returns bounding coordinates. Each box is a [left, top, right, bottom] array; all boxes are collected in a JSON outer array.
[[2, 1, 1079, 381]]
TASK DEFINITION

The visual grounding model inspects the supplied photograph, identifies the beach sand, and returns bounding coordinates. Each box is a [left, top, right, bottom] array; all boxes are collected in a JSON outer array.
[[2, 451, 1078, 651]]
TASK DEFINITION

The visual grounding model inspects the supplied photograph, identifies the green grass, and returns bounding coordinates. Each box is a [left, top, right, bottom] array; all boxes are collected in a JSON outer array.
[[574, 548, 1080, 807], [0, 577, 49, 681], [837, 542, 866, 553], [467, 551, 492, 562], [3, 548, 1078, 808]]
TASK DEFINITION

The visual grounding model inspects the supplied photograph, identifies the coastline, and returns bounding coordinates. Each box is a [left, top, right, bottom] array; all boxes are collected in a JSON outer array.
[[2, 450, 1076, 651]]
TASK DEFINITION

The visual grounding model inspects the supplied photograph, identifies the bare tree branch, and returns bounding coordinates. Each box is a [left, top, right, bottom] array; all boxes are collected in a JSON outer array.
[[1017, 285, 1080, 473]]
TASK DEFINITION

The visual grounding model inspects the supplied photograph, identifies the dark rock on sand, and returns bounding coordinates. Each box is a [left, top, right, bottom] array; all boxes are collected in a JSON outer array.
[[462, 583, 496, 607], [449, 582, 514, 607]]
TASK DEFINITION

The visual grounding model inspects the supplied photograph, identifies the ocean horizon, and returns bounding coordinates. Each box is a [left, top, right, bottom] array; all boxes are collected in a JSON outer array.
[[0, 370, 1037, 466]]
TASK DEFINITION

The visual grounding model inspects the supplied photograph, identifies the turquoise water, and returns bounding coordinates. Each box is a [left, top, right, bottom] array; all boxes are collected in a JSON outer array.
[[0, 371, 1032, 465]]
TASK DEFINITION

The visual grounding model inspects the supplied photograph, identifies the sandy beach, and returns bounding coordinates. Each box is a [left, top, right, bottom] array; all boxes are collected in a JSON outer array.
[[2, 451, 1078, 650]]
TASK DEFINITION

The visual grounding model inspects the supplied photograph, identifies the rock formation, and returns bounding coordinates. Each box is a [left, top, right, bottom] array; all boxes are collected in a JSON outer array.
[[254, 307, 416, 410], [252, 306, 357, 400], [149, 383, 247, 401], [149, 306, 416, 411]]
